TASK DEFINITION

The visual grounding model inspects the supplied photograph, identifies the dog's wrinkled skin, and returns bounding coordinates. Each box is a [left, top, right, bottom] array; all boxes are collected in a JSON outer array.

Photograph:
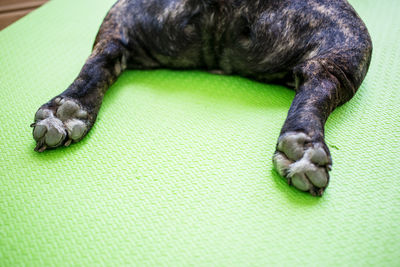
[[31, 0, 372, 196]]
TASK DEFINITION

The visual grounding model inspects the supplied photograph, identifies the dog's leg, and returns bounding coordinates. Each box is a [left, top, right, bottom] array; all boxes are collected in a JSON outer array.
[[31, 0, 207, 151], [31, 12, 128, 151], [273, 52, 371, 196]]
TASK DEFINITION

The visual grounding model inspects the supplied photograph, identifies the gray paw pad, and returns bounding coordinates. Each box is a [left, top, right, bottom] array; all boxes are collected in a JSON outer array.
[[291, 173, 312, 191], [277, 132, 311, 160], [306, 168, 328, 188], [273, 132, 331, 196], [32, 98, 88, 151], [56, 100, 88, 121], [34, 109, 54, 121], [65, 119, 87, 141], [33, 117, 66, 151]]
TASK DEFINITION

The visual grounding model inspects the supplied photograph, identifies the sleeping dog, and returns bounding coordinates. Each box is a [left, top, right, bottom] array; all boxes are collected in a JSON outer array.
[[31, 0, 372, 196]]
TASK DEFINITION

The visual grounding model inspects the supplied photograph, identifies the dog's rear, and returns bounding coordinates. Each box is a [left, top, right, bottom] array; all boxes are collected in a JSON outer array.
[[31, 0, 372, 196]]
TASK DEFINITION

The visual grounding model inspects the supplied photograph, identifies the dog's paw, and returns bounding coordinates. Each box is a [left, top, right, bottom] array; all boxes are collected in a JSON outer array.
[[272, 132, 332, 196], [31, 97, 89, 152]]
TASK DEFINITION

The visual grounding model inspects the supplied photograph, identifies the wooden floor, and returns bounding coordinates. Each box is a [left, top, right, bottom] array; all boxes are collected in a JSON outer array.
[[0, 0, 48, 30]]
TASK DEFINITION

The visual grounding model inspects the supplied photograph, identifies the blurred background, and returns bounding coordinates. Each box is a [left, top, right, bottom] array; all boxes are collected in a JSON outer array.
[[0, 0, 48, 30]]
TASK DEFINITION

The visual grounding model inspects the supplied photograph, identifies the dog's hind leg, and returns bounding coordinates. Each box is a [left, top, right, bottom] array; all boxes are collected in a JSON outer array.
[[273, 48, 372, 196], [31, 6, 129, 151], [31, 0, 207, 151]]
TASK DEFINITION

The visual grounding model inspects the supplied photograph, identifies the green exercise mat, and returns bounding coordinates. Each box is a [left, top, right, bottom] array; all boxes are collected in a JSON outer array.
[[1, 0, 399, 265]]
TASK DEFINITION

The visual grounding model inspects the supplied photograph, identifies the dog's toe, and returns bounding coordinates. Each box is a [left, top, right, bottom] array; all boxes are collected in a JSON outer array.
[[33, 117, 67, 151], [65, 119, 87, 141]]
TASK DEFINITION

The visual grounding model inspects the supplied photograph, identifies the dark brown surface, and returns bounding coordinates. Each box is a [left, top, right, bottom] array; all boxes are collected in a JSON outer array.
[[0, 0, 48, 30]]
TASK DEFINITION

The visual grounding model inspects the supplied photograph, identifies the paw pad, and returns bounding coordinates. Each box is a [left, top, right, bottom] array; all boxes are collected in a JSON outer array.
[[273, 132, 332, 196], [32, 98, 89, 151]]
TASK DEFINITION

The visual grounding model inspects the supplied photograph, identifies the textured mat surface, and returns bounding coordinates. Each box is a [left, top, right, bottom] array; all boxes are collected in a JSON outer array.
[[0, 0, 399, 265]]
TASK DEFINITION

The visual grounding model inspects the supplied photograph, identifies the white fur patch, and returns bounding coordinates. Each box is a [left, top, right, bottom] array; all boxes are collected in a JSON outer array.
[[287, 149, 317, 177]]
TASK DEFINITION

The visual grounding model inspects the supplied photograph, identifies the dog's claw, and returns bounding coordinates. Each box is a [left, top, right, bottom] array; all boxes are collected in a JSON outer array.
[[64, 139, 72, 147], [38, 145, 47, 153], [34, 141, 47, 152]]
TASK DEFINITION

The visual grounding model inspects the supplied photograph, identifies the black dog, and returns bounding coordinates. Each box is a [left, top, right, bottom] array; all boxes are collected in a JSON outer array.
[[31, 0, 372, 196]]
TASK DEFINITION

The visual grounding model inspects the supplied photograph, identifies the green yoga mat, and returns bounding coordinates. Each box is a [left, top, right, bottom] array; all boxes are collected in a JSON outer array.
[[1, 0, 399, 265]]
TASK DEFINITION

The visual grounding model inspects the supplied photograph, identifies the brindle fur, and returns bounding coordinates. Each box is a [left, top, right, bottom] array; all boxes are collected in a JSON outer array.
[[32, 0, 372, 196]]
